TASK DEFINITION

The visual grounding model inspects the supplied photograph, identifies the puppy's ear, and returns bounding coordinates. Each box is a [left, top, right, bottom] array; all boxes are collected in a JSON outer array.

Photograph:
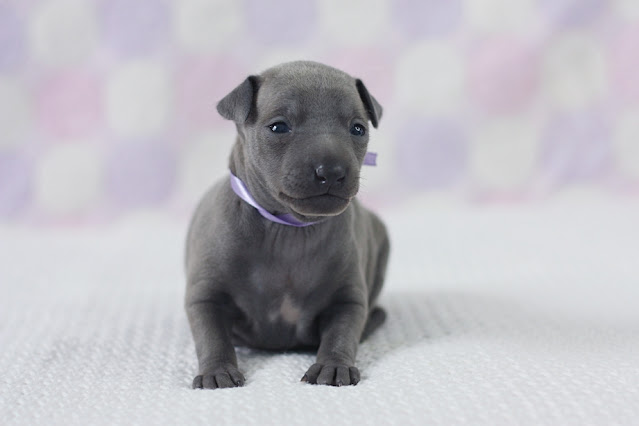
[[217, 76, 259, 123], [356, 79, 383, 128]]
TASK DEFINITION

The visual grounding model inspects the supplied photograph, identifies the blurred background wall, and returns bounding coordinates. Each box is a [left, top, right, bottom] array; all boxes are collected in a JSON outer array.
[[0, 0, 638, 224]]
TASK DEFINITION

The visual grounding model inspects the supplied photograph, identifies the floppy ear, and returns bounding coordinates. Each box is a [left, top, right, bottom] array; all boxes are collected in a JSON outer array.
[[356, 79, 383, 128], [216, 76, 259, 123]]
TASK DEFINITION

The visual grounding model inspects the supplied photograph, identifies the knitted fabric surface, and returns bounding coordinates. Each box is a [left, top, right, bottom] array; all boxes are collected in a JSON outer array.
[[1, 200, 638, 426]]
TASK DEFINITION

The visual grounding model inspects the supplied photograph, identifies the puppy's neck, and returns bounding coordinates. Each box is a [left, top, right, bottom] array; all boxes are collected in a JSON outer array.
[[229, 139, 289, 217]]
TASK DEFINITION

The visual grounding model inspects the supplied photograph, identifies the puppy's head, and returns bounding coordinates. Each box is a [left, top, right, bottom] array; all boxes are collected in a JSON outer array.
[[217, 61, 382, 221]]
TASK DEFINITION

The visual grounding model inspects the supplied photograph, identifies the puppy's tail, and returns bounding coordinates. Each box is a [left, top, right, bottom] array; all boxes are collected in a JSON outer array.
[[360, 306, 386, 342]]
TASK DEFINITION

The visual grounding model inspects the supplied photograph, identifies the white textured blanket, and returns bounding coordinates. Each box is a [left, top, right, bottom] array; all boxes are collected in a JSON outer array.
[[2, 199, 638, 425]]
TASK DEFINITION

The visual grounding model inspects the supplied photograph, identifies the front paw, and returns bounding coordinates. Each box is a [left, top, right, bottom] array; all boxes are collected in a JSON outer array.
[[301, 363, 360, 386], [193, 364, 246, 389]]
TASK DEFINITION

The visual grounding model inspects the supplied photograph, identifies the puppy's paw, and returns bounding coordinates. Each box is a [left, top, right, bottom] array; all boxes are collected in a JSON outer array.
[[301, 363, 360, 386], [193, 364, 245, 389]]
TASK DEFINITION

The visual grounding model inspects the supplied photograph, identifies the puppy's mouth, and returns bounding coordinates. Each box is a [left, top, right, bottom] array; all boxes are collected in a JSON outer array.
[[278, 192, 351, 216]]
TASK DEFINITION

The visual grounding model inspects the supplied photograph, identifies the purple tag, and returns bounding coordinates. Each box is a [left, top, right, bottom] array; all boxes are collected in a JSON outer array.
[[364, 152, 377, 166]]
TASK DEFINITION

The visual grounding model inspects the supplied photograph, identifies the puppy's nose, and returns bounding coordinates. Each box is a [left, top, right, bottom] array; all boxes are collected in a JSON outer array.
[[315, 164, 346, 186]]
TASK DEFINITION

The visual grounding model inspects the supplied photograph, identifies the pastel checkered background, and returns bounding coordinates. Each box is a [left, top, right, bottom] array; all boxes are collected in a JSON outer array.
[[1, 0, 639, 224]]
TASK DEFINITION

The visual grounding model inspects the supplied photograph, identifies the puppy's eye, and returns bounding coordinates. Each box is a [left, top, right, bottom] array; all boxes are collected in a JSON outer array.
[[268, 122, 291, 134], [350, 124, 366, 137]]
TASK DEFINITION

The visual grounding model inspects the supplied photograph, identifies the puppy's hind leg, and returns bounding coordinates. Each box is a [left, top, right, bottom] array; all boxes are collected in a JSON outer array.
[[361, 223, 390, 342], [360, 306, 386, 342]]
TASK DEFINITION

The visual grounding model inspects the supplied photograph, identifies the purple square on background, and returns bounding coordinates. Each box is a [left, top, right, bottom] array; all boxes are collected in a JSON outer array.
[[99, 0, 170, 56], [245, 0, 317, 44], [106, 139, 177, 208], [397, 117, 467, 189], [541, 111, 612, 184], [392, 0, 462, 38], [0, 151, 31, 218], [0, 5, 26, 72]]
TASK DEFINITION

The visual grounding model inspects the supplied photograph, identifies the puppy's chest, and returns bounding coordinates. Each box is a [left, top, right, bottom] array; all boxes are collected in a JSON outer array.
[[231, 254, 336, 349], [227, 226, 352, 348], [244, 259, 329, 319]]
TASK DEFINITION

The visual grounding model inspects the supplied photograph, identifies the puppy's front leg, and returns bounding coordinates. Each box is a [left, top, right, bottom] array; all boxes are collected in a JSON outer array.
[[302, 302, 367, 386], [186, 299, 245, 389]]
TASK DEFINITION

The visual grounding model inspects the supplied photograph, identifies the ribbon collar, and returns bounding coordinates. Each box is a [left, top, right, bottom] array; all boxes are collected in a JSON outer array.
[[230, 152, 377, 227]]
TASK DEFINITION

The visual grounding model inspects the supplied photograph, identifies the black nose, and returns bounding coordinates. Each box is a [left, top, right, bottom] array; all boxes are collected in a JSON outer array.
[[315, 164, 346, 186]]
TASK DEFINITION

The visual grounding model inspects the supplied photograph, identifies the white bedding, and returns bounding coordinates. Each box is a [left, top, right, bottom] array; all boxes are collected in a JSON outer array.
[[2, 197, 638, 425]]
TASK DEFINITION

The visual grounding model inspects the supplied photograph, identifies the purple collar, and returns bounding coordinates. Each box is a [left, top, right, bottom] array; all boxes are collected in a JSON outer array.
[[229, 152, 377, 227]]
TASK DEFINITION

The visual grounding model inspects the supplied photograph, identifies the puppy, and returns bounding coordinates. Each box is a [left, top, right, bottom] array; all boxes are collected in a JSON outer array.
[[185, 61, 389, 388]]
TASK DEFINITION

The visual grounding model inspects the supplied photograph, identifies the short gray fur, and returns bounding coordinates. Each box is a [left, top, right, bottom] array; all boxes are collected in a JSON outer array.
[[185, 61, 390, 389]]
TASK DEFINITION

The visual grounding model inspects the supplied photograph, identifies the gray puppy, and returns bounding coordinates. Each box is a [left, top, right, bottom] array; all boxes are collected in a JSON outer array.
[[185, 61, 389, 389]]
